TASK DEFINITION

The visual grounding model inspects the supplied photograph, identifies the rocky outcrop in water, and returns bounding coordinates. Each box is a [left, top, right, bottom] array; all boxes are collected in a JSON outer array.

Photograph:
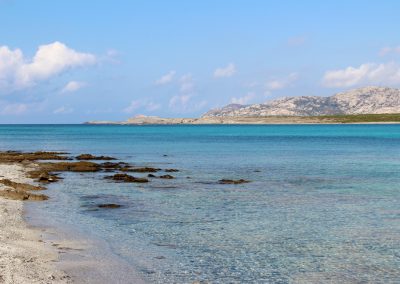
[[105, 173, 149, 183], [76, 154, 116, 160], [218, 179, 250, 184]]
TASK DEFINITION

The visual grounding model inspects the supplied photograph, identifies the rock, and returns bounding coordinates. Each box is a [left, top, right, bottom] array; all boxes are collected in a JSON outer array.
[[0, 179, 45, 191], [159, 174, 174, 179], [147, 174, 156, 178], [165, 169, 179, 172], [123, 167, 161, 173], [28, 193, 49, 201], [101, 162, 129, 169], [0, 189, 48, 201], [218, 179, 250, 184], [38, 161, 101, 172], [0, 151, 70, 162], [97, 204, 121, 209], [105, 174, 149, 183], [28, 171, 60, 183], [101, 162, 130, 172], [76, 154, 116, 160]]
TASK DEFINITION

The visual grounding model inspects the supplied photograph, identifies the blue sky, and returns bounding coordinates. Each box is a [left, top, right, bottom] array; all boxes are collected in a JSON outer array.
[[1, 0, 400, 123]]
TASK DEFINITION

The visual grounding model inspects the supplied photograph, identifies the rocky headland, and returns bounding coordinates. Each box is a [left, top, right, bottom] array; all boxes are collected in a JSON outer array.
[[86, 87, 400, 125]]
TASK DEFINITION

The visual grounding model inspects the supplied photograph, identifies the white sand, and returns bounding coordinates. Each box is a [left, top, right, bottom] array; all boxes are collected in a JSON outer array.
[[0, 163, 71, 284]]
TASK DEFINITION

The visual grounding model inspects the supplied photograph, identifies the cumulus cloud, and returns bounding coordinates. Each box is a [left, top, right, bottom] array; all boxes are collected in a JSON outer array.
[[213, 63, 236, 78], [322, 62, 400, 88], [230, 92, 255, 105], [61, 81, 87, 93], [155, 70, 176, 85], [123, 100, 161, 114], [0, 42, 96, 92], [379, 46, 400, 56], [265, 73, 298, 90]]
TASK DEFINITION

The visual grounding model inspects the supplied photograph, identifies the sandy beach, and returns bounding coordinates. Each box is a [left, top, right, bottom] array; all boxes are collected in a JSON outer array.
[[0, 153, 147, 284], [0, 163, 71, 284]]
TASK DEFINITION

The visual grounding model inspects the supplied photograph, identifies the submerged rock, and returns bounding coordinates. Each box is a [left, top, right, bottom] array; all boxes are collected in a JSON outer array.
[[165, 169, 179, 172], [101, 162, 129, 169], [122, 167, 161, 173], [76, 154, 116, 160], [105, 173, 149, 183], [159, 174, 174, 179], [97, 204, 121, 209], [218, 179, 250, 184]]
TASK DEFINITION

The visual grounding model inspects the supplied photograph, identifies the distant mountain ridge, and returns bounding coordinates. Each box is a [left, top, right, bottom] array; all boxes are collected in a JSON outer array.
[[203, 86, 400, 117]]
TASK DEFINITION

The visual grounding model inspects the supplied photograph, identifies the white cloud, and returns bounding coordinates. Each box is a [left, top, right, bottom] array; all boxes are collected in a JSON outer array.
[[169, 94, 191, 109], [265, 72, 298, 90], [230, 92, 255, 105], [0, 42, 96, 92], [179, 74, 194, 93], [213, 63, 236, 78], [322, 62, 400, 88], [123, 100, 141, 113], [53, 106, 74, 114], [145, 102, 161, 111], [123, 100, 161, 114], [155, 70, 176, 85], [0, 103, 28, 115], [379, 46, 400, 56], [61, 81, 87, 93], [103, 48, 120, 64]]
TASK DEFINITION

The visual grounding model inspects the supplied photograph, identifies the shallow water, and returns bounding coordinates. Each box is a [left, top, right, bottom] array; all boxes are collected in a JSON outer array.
[[1, 124, 400, 283]]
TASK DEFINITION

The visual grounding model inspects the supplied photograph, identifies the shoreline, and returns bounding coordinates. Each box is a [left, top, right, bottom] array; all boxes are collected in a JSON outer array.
[[0, 163, 70, 283], [0, 153, 147, 284], [26, 204, 146, 284]]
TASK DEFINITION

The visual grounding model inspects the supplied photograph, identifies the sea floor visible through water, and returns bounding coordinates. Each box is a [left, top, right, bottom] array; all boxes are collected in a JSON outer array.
[[1, 124, 399, 283]]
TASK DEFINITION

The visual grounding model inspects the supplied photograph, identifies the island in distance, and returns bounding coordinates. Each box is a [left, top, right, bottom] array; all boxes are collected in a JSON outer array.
[[86, 86, 400, 125]]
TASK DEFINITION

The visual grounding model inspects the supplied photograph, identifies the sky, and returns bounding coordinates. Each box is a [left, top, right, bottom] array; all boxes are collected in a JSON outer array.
[[1, 0, 400, 123]]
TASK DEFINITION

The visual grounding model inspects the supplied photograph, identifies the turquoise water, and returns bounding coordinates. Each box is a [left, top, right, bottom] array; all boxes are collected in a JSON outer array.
[[1, 125, 400, 283]]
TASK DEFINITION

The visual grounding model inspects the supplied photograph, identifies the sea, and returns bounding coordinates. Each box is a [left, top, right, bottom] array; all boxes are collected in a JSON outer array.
[[0, 124, 399, 283]]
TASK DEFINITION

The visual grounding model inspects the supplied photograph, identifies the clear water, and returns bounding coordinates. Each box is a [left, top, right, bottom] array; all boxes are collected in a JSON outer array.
[[0, 124, 399, 283]]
